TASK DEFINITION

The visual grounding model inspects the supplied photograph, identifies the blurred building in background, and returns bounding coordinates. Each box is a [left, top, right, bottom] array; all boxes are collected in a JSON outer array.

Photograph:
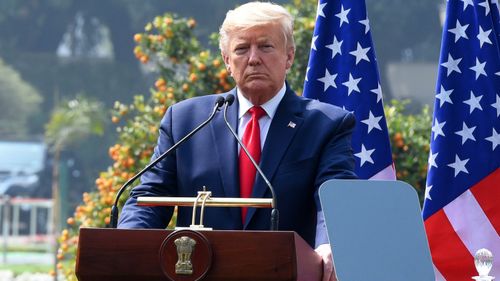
[[0, 141, 48, 198]]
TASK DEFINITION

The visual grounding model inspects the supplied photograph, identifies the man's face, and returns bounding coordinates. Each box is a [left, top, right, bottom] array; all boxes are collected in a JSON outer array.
[[222, 23, 294, 104]]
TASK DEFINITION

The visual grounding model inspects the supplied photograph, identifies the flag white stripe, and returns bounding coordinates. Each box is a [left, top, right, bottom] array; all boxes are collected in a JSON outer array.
[[433, 264, 446, 281], [369, 164, 396, 180], [443, 189, 500, 277]]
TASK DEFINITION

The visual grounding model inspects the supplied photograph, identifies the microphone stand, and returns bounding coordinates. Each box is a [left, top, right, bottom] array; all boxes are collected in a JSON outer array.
[[222, 95, 279, 231], [109, 96, 225, 228]]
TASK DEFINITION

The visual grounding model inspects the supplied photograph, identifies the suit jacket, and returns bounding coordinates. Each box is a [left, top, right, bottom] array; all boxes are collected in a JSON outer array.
[[118, 85, 357, 247]]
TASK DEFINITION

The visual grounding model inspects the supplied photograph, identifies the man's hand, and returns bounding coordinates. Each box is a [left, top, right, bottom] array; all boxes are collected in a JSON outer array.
[[315, 244, 338, 281]]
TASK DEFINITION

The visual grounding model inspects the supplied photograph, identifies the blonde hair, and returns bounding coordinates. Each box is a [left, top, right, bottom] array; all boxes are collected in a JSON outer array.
[[219, 1, 295, 54]]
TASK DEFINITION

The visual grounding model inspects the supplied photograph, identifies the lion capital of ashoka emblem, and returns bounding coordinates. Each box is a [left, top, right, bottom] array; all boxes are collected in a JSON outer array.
[[174, 236, 197, 275]]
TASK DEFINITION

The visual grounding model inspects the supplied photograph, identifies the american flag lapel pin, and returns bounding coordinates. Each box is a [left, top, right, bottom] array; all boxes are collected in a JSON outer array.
[[287, 121, 296, 128]]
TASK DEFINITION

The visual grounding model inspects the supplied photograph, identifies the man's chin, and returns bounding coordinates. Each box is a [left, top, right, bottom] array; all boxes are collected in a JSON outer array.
[[241, 82, 271, 94]]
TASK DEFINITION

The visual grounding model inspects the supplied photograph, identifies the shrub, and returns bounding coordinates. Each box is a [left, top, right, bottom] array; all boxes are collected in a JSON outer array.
[[385, 100, 432, 203]]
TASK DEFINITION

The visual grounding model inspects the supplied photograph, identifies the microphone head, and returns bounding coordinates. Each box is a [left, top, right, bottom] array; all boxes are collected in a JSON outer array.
[[225, 94, 235, 106], [215, 96, 225, 108]]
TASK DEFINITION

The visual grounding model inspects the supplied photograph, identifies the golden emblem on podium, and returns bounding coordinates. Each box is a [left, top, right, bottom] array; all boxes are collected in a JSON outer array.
[[174, 236, 197, 275], [159, 229, 212, 281]]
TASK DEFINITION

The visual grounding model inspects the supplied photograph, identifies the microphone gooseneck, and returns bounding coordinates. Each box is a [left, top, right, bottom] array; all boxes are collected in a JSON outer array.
[[222, 94, 279, 231], [110, 96, 225, 228]]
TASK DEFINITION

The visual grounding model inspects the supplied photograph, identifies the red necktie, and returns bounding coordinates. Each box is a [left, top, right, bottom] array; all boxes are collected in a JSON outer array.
[[239, 106, 266, 223]]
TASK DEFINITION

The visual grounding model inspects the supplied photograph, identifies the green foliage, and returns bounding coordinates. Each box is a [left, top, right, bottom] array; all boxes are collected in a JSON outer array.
[[45, 96, 106, 152], [131, 13, 232, 98], [0, 57, 42, 139], [285, 0, 317, 94], [385, 99, 432, 202], [3, 51, 148, 136]]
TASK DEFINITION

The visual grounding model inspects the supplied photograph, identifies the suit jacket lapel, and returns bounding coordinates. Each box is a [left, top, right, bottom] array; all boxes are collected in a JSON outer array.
[[210, 90, 242, 225], [245, 87, 304, 227]]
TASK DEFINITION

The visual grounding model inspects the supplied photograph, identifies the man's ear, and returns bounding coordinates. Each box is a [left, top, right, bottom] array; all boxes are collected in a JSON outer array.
[[286, 47, 295, 70], [222, 52, 231, 73]]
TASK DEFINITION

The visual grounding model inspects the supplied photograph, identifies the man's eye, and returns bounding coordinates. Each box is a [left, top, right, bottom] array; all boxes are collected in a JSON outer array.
[[261, 45, 273, 51], [234, 47, 248, 54]]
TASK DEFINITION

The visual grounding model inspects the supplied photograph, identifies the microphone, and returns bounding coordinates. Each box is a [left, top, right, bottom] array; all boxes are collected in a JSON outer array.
[[222, 94, 279, 231], [110, 96, 226, 228]]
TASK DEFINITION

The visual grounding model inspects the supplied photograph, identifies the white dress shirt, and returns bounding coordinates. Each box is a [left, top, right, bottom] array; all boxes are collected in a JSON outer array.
[[236, 83, 286, 147]]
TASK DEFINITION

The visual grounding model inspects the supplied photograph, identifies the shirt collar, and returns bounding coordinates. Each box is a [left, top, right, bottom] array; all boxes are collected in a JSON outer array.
[[237, 83, 286, 119]]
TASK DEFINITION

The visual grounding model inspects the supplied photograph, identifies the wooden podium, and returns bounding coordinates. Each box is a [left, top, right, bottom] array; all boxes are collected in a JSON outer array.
[[76, 227, 322, 281]]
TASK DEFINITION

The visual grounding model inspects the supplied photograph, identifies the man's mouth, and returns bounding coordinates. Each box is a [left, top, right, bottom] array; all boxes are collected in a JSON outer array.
[[247, 73, 266, 79]]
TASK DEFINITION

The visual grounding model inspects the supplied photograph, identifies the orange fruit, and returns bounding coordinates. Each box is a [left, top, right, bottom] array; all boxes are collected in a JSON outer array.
[[165, 29, 174, 38], [140, 55, 149, 64], [393, 132, 403, 142], [198, 63, 207, 71], [218, 69, 228, 79], [189, 73, 198, 82], [187, 18, 196, 28], [155, 78, 166, 88]]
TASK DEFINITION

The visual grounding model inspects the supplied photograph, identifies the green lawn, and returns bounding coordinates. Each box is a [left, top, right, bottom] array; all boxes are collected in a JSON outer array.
[[4, 244, 51, 253], [0, 263, 53, 275]]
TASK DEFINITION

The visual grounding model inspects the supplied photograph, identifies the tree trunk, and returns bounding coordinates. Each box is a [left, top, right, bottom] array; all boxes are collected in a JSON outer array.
[[52, 148, 61, 281]]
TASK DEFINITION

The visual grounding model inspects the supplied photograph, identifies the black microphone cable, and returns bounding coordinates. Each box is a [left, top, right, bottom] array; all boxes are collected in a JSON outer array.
[[109, 96, 225, 228], [222, 94, 279, 231]]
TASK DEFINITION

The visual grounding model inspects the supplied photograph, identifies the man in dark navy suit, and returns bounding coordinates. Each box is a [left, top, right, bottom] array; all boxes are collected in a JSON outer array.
[[118, 2, 356, 280]]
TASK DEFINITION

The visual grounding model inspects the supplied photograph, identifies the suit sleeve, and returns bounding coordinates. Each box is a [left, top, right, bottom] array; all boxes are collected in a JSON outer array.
[[117, 106, 178, 229], [315, 111, 357, 183], [314, 111, 357, 246]]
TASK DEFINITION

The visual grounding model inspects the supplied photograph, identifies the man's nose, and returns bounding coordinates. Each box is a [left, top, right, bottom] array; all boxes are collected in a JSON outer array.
[[248, 46, 261, 66]]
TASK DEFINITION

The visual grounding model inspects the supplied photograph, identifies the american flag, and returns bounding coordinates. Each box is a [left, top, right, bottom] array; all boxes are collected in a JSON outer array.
[[303, 0, 395, 180], [422, 0, 500, 280]]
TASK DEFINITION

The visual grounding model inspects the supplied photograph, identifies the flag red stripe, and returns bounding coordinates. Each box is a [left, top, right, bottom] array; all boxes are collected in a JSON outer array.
[[470, 168, 500, 235], [425, 210, 476, 280]]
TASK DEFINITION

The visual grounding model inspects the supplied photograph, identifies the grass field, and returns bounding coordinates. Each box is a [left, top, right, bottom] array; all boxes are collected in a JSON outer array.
[[0, 263, 53, 275]]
